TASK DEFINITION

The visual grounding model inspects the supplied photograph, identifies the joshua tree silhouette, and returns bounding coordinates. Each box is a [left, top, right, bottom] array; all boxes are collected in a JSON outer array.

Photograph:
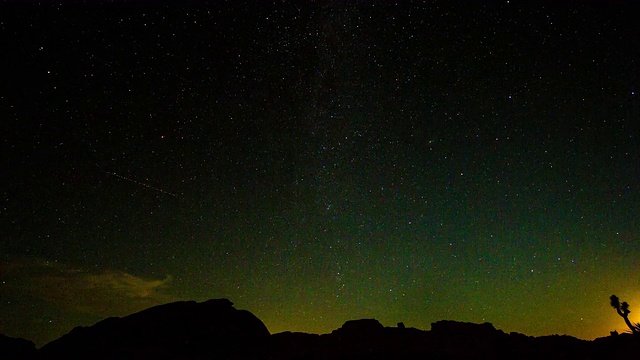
[[610, 295, 640, 334]]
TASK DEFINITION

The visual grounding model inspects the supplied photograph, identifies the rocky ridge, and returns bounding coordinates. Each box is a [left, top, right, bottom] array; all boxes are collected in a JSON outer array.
[[3, 299, 640, 359]]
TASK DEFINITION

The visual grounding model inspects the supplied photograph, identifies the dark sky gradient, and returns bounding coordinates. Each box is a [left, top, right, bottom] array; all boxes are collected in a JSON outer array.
[[2, 1, 640, 347]]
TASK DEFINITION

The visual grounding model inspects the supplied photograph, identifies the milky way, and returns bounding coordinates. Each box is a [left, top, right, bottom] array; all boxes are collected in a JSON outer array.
[[1, 2, 639, 347]]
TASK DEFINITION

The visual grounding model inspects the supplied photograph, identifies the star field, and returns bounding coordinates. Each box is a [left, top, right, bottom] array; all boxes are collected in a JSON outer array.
[[1, 1, 639, 346]]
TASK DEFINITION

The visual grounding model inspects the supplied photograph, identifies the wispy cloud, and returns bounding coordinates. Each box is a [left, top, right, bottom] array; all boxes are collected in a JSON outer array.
[[1, 258, 176, 317]]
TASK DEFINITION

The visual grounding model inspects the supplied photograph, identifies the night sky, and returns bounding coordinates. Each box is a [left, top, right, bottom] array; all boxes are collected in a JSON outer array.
[[2, 1, 640, 347]]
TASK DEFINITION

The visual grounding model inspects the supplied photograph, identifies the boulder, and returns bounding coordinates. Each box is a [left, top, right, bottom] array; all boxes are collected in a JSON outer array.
[[332, 319, 385, 339], [430, 320, 501, 337]]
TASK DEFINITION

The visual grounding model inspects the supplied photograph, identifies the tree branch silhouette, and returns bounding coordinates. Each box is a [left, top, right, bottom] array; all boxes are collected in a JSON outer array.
[[610, 295, 640, 334]]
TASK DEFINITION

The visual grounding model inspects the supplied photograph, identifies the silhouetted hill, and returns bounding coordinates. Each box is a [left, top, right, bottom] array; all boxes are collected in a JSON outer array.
[[37, 298, 270, 360], [0, 334, 36, 360], [20, 298, 640, 359], [591, 333, 640, 359]]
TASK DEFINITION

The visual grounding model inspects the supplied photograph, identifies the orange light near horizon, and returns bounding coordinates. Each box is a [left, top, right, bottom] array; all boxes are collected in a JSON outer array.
[[603, 292, 640, 336]]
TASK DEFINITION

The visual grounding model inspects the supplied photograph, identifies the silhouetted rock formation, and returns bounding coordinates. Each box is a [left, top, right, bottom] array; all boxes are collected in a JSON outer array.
[[332, 318, 384, 338], [427, 320, 512, 358], [592, 332, 640, 359], [24, 298, 640, 359], [431, 319, 500, 336], [38, 298, 269, 360], [0, 334, 36, 360], [269, 319, 640, 360]]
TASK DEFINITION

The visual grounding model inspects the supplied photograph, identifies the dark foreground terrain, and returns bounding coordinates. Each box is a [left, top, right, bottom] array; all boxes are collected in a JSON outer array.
[[2, 299, 639, 359]]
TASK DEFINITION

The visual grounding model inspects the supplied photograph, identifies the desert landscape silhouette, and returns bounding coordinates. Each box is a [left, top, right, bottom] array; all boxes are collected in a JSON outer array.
[[2, 296, 639, 359]]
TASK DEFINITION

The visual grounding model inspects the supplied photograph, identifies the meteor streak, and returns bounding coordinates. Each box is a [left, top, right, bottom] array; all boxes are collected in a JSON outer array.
[[105, 171, 176, 197]]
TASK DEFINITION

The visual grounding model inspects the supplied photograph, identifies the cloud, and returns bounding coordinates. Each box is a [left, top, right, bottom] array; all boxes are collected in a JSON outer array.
[[85, 271, 172, 299], [1, 258, 176, 317]]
